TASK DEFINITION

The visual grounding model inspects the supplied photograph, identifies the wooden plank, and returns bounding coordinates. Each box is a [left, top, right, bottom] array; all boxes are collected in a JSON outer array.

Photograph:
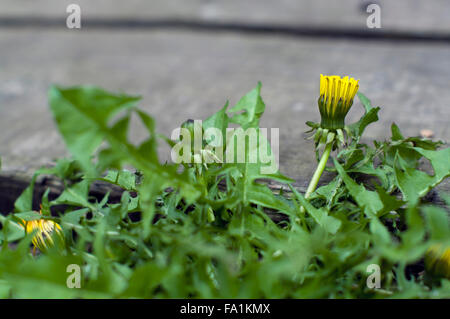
[[0, 0, 449, 33]]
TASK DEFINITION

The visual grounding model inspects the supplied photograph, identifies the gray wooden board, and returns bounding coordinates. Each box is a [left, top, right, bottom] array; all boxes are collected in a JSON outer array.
[[0, 28, 449, 202], [0, 0, 449, 33]]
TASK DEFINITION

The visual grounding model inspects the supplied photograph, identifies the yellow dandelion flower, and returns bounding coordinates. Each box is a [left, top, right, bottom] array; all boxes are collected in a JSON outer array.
[[301, 74, 360, 204], [19, 211, 64, 253], [318, 74, 359, 129], [425, 244, 450, 279]]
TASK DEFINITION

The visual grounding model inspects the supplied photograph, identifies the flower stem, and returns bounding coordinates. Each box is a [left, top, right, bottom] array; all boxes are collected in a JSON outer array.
[[305, 142, 332, 198], [300, 142, 333, 213]]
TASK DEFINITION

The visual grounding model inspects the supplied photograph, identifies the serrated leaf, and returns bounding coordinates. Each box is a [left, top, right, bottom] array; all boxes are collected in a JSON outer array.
[[49, 86, 140, 176], [222, 84, 293, 212], [49, 86, 200, 202], [61, 208, 89, 225], [52, 179, 92, 208], [348, 92, 380, 140], [228, 82, 265, 129], [100, 170, 136, 191], [335, 159, 403, 218], [334, 159, 382, 218], [394, 147, 450, 204], [289, 185, 341, 234]]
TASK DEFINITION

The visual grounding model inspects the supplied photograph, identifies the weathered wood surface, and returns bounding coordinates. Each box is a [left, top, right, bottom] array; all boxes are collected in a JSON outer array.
[[1, 30, 449, 174], [1, 0, 449, 33], [0, 2, 449, 209]]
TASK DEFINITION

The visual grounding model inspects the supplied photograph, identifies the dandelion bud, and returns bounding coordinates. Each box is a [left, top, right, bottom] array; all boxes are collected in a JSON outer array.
[[318, 74, 359, 130], [19, 212, 65, 253], [425, 244, 450, 279]]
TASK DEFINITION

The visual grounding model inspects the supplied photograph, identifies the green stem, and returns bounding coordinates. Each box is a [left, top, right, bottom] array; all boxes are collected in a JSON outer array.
[[300, 142, 333, 213], [305, 142, 332, 198]]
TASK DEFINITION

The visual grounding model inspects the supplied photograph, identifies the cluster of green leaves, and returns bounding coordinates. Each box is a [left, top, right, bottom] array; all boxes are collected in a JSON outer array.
[[0, 85, 449, 298]]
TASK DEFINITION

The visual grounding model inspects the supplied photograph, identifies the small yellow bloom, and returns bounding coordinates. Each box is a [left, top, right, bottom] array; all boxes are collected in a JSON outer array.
[[318, 74, 359, 129], [19, 211, 64, 252], [425, 244, 450, 279]]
